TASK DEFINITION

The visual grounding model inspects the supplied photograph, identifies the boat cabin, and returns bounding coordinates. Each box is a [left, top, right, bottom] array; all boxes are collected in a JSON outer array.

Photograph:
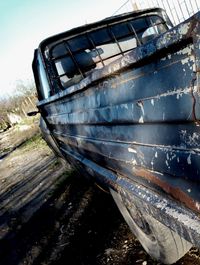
[[33, 8, 172, 100]]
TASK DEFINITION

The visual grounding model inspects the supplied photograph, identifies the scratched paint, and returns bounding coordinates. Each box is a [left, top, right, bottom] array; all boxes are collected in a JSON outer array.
[[34, 9, 200, 248]]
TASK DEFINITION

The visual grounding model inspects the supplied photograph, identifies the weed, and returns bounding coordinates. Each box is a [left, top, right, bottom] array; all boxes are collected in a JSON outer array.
[[21, 133, 47, 151]]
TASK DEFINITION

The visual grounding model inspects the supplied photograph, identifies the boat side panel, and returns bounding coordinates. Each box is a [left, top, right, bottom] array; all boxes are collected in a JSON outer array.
[[44, 45, 196, 120], [49, 123, 200, 149], [57, 144, 200, 247], [40, 42, 200, 212]]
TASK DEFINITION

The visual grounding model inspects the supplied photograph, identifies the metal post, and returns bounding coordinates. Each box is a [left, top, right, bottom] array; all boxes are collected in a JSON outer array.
[[63, 41, 84, 78], [128, 22, 142, 46], [86, 33, 105, 67], [108, 27, 124, 55]]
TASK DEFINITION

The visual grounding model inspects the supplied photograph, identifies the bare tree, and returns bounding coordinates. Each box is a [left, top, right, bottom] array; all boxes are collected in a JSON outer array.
[[0, 79, 37, 131]]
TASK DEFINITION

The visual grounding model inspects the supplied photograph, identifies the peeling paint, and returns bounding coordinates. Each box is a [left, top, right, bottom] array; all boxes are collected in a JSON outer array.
[[180, 131, 200, 147], [128, 147, 137, 153], [181, 57, 191, 65], [195, 202, 200, 211], [139, 116, 144, 123], [178, 23, 190, 35], [156, 87, 191, 99], [187, 154, 192, 165], [132, 159, 137, 165], [137, 101, 144, 115], [164, 207, 200, 232], [123, 104, 129, 110], [36, 10, 200, 247]]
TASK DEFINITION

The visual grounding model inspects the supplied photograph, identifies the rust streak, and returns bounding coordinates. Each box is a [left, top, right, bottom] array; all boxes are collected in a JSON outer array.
[[133, 168, 200, 213], [190, 74, 200, 125]]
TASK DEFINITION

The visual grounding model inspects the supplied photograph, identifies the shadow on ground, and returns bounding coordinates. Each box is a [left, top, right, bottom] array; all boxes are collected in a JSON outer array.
[[0, 127, 200, 265]]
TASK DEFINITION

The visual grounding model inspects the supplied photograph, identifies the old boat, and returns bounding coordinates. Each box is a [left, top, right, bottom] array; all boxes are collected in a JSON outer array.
[[32, 8, 200, 264]]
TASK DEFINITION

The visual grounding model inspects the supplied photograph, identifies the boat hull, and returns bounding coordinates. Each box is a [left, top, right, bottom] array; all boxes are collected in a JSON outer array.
[[40, 38, 200, 210], [35, 10, 200, 248]]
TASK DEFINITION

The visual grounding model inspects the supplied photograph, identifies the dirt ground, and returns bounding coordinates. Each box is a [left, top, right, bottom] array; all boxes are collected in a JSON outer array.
[[0, 123, 200, 265]]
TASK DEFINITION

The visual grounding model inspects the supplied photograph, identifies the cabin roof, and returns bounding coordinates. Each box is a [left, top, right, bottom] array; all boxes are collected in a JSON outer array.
[[39, 7, 164, 50]]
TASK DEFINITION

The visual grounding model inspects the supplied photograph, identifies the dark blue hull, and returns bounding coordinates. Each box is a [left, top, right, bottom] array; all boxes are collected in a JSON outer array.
[[41, 40, 200, 210], [37, 11, 200, 247]]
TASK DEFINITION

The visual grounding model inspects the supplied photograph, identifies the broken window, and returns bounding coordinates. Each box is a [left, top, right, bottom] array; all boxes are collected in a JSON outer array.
[[47, 14, 168, 90]]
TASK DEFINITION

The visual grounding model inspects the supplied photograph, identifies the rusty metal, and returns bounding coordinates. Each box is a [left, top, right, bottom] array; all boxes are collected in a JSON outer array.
[[132, 167, 199, 213], [190, 74, 200, 124], [117, 176, 200, 247], [33, 8, 200, 248]]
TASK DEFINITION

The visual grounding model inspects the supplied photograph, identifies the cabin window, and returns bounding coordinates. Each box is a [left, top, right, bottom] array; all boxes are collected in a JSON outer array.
[[48, 14, 168, 91], [141, 16, 167, 43]]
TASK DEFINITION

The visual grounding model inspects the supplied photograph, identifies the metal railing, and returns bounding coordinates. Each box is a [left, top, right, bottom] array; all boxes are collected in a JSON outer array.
[[113, 0, 200, 25]]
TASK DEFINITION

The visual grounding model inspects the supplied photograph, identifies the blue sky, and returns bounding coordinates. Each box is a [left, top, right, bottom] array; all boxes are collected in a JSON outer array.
[[0, 0, 126, 97]]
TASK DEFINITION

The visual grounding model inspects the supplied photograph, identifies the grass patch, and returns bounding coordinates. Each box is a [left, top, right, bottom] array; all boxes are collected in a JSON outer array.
[[48, 158, 61, 170], [54, 169, 76, 189], [19, 116, 40, 126], [21, 133, 47, 151], [2, 147, 12, 154], [47, 168, 76, 198]]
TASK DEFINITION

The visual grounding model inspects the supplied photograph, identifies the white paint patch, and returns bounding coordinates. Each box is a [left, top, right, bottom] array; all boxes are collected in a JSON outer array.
[[162, 113, 165, 120], [196, 202, 200, 211], [181, 57, 190, 65], [137, 101, 144, 115], [181, 131, 200, 147], [139, 116, 144, 123], [123, 104, 129, 110], [178, 23, 190, 35], [155, 152, 158, 158], [165, 160, 170, 168], [187, 154, 192, 165], [132, 160, 137, 165], [176, 46, 192, 56], [157, 87, 191, 100], [171, 154, 176, 160], [151, 99, 154, 106], [176, 92, 182, 100], [128, 148, 137, 153]]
